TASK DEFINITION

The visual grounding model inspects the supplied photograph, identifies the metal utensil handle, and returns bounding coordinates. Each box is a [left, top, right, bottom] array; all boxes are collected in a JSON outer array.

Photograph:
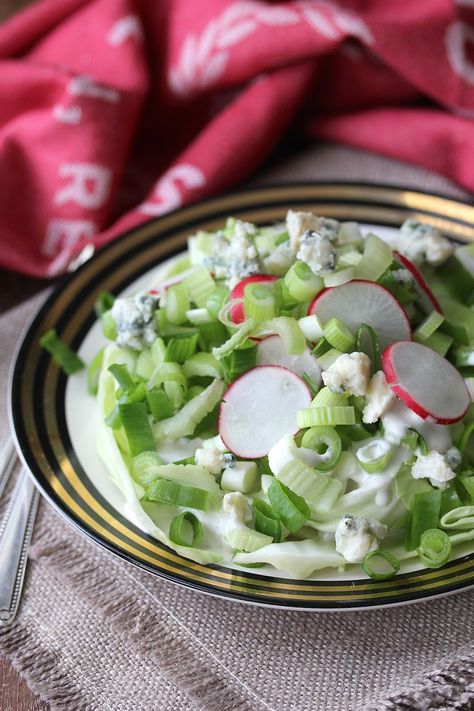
[[0, 436, 16, 500], [0, 472, 39, 627]]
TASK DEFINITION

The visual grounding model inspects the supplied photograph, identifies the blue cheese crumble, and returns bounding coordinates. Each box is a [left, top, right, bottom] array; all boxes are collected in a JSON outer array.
[[204, 220, 260, 288], [286, 210, 339, 251], [111, 291, 158, 351], [296, 230, 336, 275], [397, 219, 453, 266], [335, 514, 387, 563]]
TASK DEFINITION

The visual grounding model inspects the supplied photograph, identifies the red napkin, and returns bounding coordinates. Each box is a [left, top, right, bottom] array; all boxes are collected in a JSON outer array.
[[1, 0, 473, 277]]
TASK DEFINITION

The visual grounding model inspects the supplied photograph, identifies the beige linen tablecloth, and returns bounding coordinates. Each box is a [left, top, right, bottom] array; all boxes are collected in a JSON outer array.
[[1, 144, 474, 711]]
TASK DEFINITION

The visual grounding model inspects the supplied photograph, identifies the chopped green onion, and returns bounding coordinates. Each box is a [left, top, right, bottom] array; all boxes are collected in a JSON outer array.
[[182, 267, 215, 307], [151, 337, 167, 365], [301, 427, 342, 472], [150, 362, 186, 388], [311, 386, 348, 408], [119, 381, 147, 405], [362, 549, 400, 580], [297, 406, 355, 428], [417, 528, 451, 568], [284, 261, 324, 302], [135, 349, 155, 380], [301, 372, 319, 398], [226, 525, 273, 552], [316, 348, 343, 371], [323, 318, 355, 352], [147, 478, 210, 511], [94, 291, 115, 317], [406, 489, 442, 551], [267, 479, 310, 533], [355, 233, 393, 281], [253, 499, 281, 542], [455, 346, 474, 369], [298, 314, 324, 341], [169, 511, 204, 547], [323, 267, 355, 287], [40, 328, 85, 375], [185, 308, 214, 325], [221, 343, 257, 383], [457, 422, 474, 464], [355, 324, 381, 372], [441, 486, 464, 515], [101, 310, 117, 340], [402, 428, 428, 455], [108, 363, 135, 393], [413, 311, 444, 343], [356, 439, 394, 473], [198, 321, 229, 350], [164, 381, 185, 410], [423, 330, 453, 357], [312, 338, 331, 358], [212, 319, 255, 360], [254, 317, 306, 355], [183, 352, 222, 379], [165, 333, 199, 363], [87, 347, 104, 395], [243, 282, 277, 322], [165, 282, 189, 325], [153, 379, 224, 440], [132, 451, 165, 485], [440, 505, 474, 530], [118, 401, 156, 456], [206, 287, 230, 320], [455, 474, 474, 505]]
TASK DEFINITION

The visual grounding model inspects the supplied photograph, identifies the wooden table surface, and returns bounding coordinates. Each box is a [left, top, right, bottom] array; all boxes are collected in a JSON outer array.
[[0, 5, 51, 711]]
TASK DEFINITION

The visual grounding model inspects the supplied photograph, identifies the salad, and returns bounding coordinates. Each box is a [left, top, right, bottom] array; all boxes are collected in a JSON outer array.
[[42, 211, 474, 580]]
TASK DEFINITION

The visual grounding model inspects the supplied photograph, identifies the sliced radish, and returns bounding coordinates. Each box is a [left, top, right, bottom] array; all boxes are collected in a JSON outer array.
[[256, 335, 321, 384], [219, 366, 311, 458], [229, 274, 278, 324], [382, 341, 469, 424], [308, 280, 411, 349], [394, 252, 441, 313]]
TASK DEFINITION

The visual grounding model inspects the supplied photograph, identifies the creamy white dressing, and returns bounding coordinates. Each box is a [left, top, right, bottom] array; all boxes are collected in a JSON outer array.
[[381, 399, 452, 452]]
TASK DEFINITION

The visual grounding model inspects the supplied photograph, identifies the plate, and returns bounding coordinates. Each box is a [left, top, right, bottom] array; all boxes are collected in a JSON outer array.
[[10, 182, 474, 610]]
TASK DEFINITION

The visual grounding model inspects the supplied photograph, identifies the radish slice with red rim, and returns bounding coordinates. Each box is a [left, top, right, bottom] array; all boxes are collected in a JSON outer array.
[[256, 335, 321, 384], [308, 280, 411, 350], [394, 252, 441, 313], [382, 340, 469, 424], [219, 365, 311, 458], [229, 274, 278, 324]]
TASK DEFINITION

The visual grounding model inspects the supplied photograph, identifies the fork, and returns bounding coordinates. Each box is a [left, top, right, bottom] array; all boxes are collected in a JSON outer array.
[[0, 436, 39, 627]]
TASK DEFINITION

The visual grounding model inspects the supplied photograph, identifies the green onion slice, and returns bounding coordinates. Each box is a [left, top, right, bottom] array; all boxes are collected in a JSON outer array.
[[267, 479, 310, 533], [253, 499, 281, 542], [417, 528, 451, 568], [243, 282, 277, 322], [356, 439, 393, 473], [169, 511, 204, 547], [323, 317, 355, 352], [300, 426, 342, 472], [94, 291, 115, 317], [362, 549, 400, 580], [406, 489, 442, 551], [118, 401, 156, 456], [297, 406, 355, 428], [108, 363, 135, 393], [40, 328, 85, 375], [355, 323, 381, 372], [87, 347, 104, 396], [147, 478, 210, 511]]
